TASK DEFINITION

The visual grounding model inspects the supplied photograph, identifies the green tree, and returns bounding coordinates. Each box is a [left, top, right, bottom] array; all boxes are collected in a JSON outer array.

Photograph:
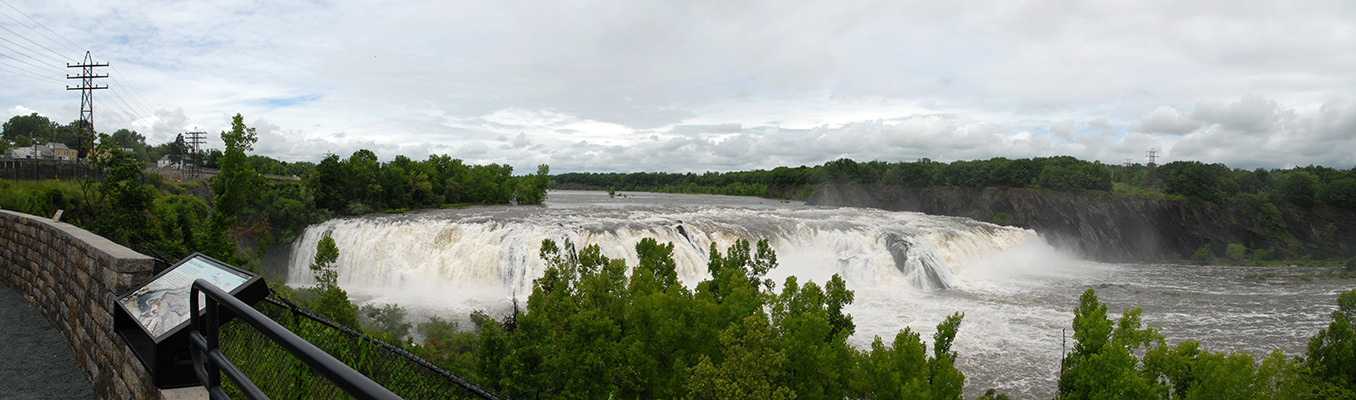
[[167, 133, 188, 169], [928, 312, 965, 400], [1059, 288, 1161, 399], [847, 314, 965, 400], [1224, 244, 1248, 262], [685, 315, 796, 400], [1192, 244, 1214, 265], [1306, 289, 1356, 396], [1282, 171, 1319, 207], [1, 113, 55, 146], [206, 114, 261, 265], [850, 328, 930, 400], [90, 135, 157, 246], [150, 195, 209, 260], [360, 303, 411, 344], [414, 316, 481, 376], [1321, 178, 1356, 209], [309, 235, 358, 330], [1165, 161, 1225, 203], [310, 236, 340, 289]]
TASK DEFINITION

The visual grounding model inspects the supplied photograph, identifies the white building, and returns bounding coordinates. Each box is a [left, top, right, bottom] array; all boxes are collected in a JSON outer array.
[[157, 155, 188, 169]]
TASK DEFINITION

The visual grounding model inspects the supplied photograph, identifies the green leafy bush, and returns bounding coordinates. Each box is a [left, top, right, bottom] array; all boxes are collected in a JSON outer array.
[[1225, 244, 1248, 261], [1192, 244, 1214, 265]]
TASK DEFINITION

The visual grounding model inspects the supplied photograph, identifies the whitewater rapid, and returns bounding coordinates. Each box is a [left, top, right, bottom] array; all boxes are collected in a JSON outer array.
[[285, 191, 1351, 399], [288, 194, 1038, 296]]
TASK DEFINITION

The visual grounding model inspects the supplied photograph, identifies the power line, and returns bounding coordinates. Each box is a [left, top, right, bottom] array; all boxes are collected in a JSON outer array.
[[0, 41, 64, 71], [0, 54, 59, 79], [0, 23, 71, 64], [109, 65, 157, 115], [1, 0, 163, 129], [108, 81, 154, 118], [106, 87, 148, 124], [0, 0, 85, 54], [0, 61, 63, 85]]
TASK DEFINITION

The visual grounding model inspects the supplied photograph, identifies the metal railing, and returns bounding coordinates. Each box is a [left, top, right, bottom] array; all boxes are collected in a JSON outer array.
[[189, 279, 402, 400]]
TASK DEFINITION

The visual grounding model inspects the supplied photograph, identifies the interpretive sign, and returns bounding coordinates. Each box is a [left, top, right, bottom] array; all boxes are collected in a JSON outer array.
[[114, 253, 267, 388], [119, 256, 250, 339]]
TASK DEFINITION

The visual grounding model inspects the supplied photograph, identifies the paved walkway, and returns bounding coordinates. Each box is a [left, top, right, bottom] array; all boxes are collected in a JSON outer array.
[[0, 284, 95, 400]]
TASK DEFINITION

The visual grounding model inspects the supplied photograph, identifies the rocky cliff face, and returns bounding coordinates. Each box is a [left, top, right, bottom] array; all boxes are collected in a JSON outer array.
[[806, 184, 1356, 263]]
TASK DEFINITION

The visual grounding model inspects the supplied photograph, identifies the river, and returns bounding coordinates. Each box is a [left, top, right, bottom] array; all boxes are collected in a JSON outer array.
[[286, 190, 1352, 399]]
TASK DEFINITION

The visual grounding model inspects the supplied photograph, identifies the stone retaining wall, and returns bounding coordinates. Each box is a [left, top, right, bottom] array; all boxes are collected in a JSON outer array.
[[0, 209, 162, 399]]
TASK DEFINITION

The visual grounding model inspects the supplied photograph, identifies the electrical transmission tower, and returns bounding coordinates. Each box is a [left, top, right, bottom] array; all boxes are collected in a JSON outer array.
[[1145, 149, 1160, 186], [186, 130, 206, 179], [67, 51, 108, 160]]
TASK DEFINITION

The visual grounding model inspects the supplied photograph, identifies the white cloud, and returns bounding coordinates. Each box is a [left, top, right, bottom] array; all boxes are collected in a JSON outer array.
[[1050, 120, 1076, 140], [1, 0, 1353, 172], [1132, 106, 1200, 135]]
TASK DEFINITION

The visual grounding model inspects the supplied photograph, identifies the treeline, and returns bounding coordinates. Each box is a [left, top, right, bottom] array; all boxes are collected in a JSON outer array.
[[551, 156, 1116, 199], [1140, 161, 1356, 209], [552, 156, 1356, 213], [305, 150, 549, 215], [324, 237, 1356, 400], [552, 169, 796, 197]]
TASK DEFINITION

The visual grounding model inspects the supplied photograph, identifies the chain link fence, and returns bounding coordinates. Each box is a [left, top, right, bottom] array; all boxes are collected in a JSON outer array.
[[218, 294, 508, 400], [0, 159, 96, 181]]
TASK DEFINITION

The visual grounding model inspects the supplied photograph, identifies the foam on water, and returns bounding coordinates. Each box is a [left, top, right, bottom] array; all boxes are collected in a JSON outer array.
[[286, 191, 1350, 399]]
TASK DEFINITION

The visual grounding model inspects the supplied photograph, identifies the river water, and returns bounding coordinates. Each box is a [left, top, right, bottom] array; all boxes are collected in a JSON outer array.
[[287, 191, 1353, 399]]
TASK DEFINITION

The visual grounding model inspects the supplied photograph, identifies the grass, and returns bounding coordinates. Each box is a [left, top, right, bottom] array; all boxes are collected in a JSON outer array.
[[0, 179, 90, 219], [1111, 182, 1189, 201]]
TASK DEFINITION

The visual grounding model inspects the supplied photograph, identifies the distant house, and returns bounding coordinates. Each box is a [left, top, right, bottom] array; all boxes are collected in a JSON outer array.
[[10, 146, 39, 159], [157, 155, 191, 169], [11, 144, 52, 159], [48, 143, 76, 160]]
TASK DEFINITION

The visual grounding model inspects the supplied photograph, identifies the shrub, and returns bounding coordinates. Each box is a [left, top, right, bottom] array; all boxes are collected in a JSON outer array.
[[1225, 244, 1248, 261], [992, 212, 1012, 225], [1192, 244, 1213, 265], [1254, 248, 1276, 262]]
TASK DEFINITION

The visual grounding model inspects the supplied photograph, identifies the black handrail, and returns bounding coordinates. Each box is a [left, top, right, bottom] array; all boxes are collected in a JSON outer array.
[[190, 279, 402, 400], [265, 294, 509, 400]]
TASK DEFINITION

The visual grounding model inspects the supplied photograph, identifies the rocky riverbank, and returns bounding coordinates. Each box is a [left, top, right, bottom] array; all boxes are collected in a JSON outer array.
[[805, 183, 1356, 263]]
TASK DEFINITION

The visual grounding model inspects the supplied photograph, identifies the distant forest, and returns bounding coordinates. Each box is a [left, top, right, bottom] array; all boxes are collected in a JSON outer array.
[[552, 156, 1356, 211]]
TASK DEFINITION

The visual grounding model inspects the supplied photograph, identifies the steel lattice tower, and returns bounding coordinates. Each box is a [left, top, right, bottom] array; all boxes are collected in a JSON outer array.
[[186, 130, 206, 178], [67, 51, 108, 160]]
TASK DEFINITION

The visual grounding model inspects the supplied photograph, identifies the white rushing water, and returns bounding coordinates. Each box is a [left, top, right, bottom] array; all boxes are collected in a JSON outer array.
[[287, 191, 1352, 399]]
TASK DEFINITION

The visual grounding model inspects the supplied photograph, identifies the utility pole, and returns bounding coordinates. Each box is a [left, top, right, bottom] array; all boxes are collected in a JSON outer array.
[[1123, 158, 1133, 184], [67, 51, 108, 160], [186, 130, 206, 179], [1145, 149, 1159, 187]]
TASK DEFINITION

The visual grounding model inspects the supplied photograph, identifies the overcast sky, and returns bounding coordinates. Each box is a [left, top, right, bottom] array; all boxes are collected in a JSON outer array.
[[3, 0, 1354, 173]]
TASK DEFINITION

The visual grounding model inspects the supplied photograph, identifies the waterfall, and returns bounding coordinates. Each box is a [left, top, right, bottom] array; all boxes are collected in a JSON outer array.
[[288, 204, 1041, 300]]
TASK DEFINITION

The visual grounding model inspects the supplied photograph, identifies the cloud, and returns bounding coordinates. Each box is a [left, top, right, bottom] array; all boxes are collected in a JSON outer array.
[[4, 106, 39, 119], [669, 124, 744, 136], [511, 132, 531, 148], [1188, 94, 1282, 135], [1167, 96, 1356, 168], [3, 0, 1355, 173], [459, 141, 489, 156], [1132, 106, 1200, 135], [1088, 118, 1117, 136], [1050, 119, 1075, 140]]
